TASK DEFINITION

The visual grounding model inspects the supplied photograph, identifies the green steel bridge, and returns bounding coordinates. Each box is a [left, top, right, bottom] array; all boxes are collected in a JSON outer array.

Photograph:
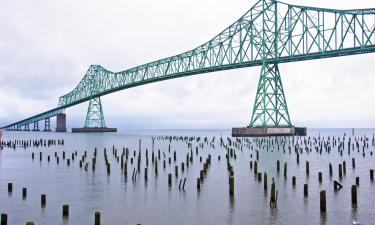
[[2, 0, 375, 131]]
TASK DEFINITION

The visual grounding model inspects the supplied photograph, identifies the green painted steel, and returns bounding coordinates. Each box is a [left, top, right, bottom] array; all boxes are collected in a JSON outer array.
[[84, 97, 106, 128], [2, 0, 375, 129], [251, 63, 291, 126]]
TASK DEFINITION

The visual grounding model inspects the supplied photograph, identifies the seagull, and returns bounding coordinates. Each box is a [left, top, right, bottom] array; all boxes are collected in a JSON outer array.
[[353, 220, 360, 225]]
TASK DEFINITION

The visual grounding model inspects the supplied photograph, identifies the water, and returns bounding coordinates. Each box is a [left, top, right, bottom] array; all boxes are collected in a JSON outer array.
[[0, 129, 374, 225]]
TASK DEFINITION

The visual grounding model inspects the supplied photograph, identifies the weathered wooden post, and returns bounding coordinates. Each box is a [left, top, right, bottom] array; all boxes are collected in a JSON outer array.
[[292, 176, 296, 187], [22, 187, 27, 199], [352, 158, 355, 169], [356, 177, 360, 186], [168, 173, 172, 186], [351, 185, 357, 205], [197, 178, 201, 190], [62, 204, 69, 217], [270, 181, 277, 208], [1, 214, 7, 225], [320, 190, 326, 213], [276, 160, 280, 172], [284, 162, 287, 178], [304, 184, 308, 197], [339, 164, 343, 179], [41, 194, 46, 207], [318, 172, 322, 183], [264, 172, 267, 190], [7, 183, 12, 193], [306, 161, 309, 176], [95, 212, 101, 225], [229, 175, 234, 196], [296, 153, 299, 164], [329, 163, 332, 177]]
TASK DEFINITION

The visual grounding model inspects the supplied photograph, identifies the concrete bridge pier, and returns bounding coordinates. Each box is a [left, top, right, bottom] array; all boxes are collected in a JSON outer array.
[[24, 124, 30, 131], [56, 114, 67, 132], [44, 118, 51, 132], [33, 121, 40, 131]]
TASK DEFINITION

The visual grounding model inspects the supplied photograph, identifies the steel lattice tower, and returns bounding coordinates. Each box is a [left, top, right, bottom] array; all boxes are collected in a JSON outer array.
[[84, 97, 106, 128], [250, 63, 291, 127]]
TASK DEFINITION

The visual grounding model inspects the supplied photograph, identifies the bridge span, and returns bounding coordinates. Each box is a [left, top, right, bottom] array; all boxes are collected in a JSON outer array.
[[2, 0, 375, 135]]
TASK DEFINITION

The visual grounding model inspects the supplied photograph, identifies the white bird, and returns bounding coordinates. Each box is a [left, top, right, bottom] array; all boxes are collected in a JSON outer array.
[[353, 220, 360, 225]]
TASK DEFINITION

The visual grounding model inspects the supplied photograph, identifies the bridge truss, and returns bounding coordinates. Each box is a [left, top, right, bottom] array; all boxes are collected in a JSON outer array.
[[2, 0, 375, 130]]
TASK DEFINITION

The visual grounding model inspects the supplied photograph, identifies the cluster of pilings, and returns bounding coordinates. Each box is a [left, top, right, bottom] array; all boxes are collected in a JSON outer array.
[[0, 138, 64, 150], [0, 132, 374, 224]]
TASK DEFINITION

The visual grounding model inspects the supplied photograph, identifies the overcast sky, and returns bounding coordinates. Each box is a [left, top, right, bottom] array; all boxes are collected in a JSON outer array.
[[0, 0, 374, 129]]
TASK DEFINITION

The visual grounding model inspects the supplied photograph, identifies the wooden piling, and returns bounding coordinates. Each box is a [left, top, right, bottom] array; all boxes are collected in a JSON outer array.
[[284, 162, 287, 178], [318, 172, 322, 183], [339, 164, 343, 179], [351, 185, 357, 205], [306, 161, 309, 175], [320, 190, 326, 213], [95, 212, 101, 225], [168, 173, 172, 186], [254, 161, 258, 175], [329, 163, 332, 177], [7, 183, 12, 193], [22, 187, 27, 199], [1, 214, 7, 225], [356, 177, 359, 186], [62, 204, 69, 217], [352, 158, 355, 169], [264, 172, 267, 190], [270, 181, 277, 208], [304, 184, 308, 197], [41, 194, 46, 207], [229, 175, 234, 196], [296, 153, 299, 164], [276, 160, 280, 172], [292, 176, 296, 187]]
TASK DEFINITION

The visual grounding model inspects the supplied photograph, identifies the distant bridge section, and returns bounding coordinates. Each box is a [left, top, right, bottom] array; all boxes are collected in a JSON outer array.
[[2, 0, 375, 131]]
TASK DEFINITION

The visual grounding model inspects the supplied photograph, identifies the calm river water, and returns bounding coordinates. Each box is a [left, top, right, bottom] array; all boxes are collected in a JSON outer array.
[[0, 128, 374, 225]]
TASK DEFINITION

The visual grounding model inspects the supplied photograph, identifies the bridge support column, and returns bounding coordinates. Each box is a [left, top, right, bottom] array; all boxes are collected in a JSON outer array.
[[85, 97, 106, 128], [72, 97, 117, 133], [250, 63, 291, 127], [24, 124, 30, 131], [16, 125, 22, 131], [44, 118, 51, 132], [56, 114, 67, 132], [232, 63, 306, 137], [33, 121, 40, 131]]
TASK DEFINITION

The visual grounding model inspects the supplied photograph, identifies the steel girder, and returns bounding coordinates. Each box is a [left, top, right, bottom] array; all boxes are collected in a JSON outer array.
[[2, 0, 375, 129]]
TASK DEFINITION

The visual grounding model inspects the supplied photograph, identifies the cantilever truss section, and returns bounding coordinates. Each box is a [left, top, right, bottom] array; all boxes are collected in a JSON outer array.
[[84, 97, 106, 128], [250, 63, 291, 127]]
